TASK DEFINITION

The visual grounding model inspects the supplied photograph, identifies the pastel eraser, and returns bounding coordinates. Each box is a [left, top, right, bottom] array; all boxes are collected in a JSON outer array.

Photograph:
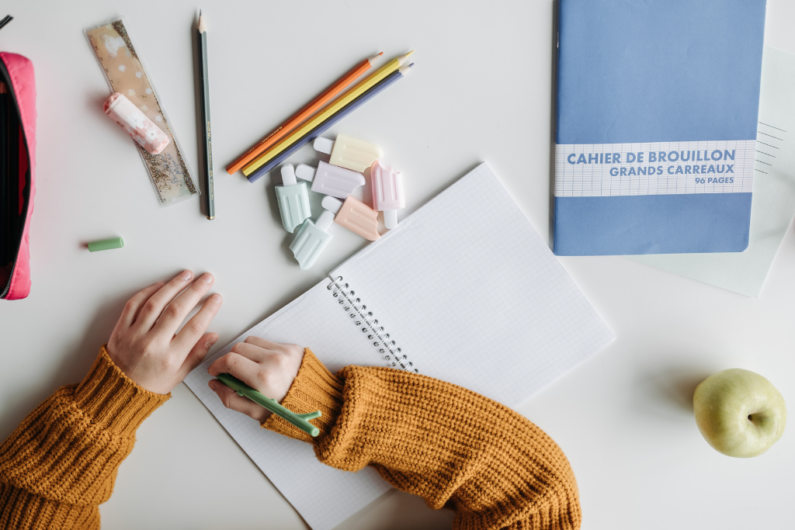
[[88, 237, 125, 252]]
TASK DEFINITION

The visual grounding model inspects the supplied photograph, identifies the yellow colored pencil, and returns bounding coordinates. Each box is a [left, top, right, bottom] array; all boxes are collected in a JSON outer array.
[[242, 50, 414, 176]]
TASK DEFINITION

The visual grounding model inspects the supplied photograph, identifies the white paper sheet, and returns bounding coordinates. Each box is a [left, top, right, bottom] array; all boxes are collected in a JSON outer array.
[[629, 47, 795, 297], [333, 163, 616, 407]]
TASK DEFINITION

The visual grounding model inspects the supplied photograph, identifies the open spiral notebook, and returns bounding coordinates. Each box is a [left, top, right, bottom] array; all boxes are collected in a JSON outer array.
[[185, 162, 615, 530]]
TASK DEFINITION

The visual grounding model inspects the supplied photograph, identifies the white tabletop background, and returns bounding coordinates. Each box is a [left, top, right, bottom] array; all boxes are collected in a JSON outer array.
[[2, 1, 794, 529]]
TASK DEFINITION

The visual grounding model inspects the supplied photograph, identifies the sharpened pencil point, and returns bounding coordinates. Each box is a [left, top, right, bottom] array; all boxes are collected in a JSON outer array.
[[397, 50, 415, 66], [198, 10, 207, 32]]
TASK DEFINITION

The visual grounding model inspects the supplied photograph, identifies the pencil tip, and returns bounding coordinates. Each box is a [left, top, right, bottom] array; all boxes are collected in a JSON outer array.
[[397, 50, 415, 67], [198, 10, 207, 32], [378, 51, 384, 56]]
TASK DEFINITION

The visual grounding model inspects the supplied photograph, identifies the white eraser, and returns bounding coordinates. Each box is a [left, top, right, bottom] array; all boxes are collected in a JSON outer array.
[[280, 164, 297, 186], [315, 210, 335, 232], [383, 209, 398, 230], [322, 195, 343, 214], [313, 137, 334, 155], [295, 164, 316, 182]]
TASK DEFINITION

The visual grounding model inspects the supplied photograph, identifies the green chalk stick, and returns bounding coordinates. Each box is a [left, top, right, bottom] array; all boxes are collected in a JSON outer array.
[[88, 237, 124, 252]]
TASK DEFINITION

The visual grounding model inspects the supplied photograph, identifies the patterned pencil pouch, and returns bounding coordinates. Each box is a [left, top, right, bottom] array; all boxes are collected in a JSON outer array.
[[0, 51, 35, 300]]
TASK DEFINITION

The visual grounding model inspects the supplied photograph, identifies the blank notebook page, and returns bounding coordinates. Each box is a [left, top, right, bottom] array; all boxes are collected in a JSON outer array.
[[185, 162, 614, 530], [333, 162, 615, 406]]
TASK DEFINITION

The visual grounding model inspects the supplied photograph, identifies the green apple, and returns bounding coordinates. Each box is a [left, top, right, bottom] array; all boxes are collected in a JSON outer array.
[[693, 369, 786, 458]]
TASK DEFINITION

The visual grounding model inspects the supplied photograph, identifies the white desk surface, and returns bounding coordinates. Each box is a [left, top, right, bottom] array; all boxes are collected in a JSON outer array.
[[2, 1, 794, 528]]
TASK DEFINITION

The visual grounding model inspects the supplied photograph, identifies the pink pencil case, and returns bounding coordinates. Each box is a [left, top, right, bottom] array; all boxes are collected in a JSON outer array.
[[0, 52, 36, 300]]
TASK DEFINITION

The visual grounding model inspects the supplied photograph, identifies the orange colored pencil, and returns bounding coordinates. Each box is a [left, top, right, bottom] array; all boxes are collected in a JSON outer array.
[[226, 52, 383, 175]]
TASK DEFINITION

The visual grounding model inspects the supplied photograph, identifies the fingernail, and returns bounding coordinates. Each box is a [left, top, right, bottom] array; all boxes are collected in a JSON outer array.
[[208, 380, 217, 391], [202, 273, 214, 284], [209, 294, 223, 305], [181, 270, 192, 281], [205, 336, 218, 349]]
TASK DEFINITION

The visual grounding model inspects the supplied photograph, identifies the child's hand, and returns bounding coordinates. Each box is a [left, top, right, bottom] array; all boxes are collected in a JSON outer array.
[[206, 337, 304, 422], [107, 270, 223, 394]]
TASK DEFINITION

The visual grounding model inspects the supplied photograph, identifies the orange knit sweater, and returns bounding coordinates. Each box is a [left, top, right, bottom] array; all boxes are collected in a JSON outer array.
[[0, 347, 581, 530]]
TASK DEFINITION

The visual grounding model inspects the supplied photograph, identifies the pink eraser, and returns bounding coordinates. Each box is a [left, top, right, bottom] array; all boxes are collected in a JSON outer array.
[[104, 92, 169, 155], [370, 161, 406, 229]]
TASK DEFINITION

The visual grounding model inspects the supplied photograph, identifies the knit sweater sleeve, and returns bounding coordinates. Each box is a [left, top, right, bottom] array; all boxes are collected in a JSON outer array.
[[0, 346, 169, 530], [263, 349, 582, 530]]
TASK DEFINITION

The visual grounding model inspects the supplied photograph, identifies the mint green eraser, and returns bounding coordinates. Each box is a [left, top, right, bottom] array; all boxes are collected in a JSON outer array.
[[88, 237, 124, 252]]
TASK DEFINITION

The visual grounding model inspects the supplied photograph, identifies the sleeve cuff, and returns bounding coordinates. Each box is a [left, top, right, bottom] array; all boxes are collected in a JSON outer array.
[[73, 345, 170, 436], [262, 348, 343, 443]]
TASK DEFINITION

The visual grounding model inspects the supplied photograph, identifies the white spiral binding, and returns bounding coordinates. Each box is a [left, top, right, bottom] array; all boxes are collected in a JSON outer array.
[[327, 276, 418, 373]]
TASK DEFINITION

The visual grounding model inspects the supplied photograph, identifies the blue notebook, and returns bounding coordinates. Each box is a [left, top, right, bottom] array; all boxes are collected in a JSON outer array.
[[554, 0, 767, 256]]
